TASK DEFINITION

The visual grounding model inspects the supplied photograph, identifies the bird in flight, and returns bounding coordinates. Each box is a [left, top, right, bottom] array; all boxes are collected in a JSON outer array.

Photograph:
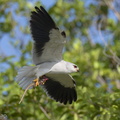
[[16, 6, 79, 104]]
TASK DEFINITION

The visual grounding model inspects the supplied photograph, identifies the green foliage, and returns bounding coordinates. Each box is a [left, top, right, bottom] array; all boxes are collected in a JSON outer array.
[[0, 0, 120, 120]]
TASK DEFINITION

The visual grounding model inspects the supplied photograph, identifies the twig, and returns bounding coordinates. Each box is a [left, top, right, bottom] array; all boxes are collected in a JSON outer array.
[[104, 0, 120, 21], [39, 105, 51, 120], [19, 83, 34, 104], [98, 18, 108, 46], [98, 17, 120, 65], [115, 79, 120, 89], [97, 75, 106, 85]]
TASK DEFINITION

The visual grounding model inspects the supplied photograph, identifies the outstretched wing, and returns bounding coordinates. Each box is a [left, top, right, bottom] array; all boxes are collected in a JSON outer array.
[[30, 6, 66, 65], [42, 74, 77, 104]]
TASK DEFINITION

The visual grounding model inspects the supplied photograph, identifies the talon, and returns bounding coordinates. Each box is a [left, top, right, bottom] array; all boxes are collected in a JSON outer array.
[[33, 78, 39, 86]]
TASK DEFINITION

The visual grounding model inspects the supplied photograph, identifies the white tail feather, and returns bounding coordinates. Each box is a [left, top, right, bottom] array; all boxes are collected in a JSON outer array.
[[16, 66, 36, 89]]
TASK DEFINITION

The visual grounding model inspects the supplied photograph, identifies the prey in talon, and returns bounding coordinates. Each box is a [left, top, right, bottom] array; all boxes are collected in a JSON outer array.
[[33, 75, 48, 86], [39, 75, 49, 85]]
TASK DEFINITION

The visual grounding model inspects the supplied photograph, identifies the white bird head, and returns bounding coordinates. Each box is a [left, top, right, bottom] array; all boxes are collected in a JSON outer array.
[[66, 62, 79, 73]]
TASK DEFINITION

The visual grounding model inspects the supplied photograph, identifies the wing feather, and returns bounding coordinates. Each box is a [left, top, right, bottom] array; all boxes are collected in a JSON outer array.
[[30, 6, 66, 64], [41, 74, 77, 104]]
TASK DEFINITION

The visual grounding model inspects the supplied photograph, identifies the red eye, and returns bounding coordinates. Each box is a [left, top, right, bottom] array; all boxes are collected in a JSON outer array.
[[74, 65, 77, 68]]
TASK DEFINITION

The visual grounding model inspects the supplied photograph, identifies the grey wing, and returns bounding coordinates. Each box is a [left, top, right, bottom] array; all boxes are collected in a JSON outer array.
[[42, 74, 77, 104], [30, 6, 66, 65]]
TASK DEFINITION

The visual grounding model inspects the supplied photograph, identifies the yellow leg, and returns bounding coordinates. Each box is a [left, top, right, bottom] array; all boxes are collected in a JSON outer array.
[[33, 78, 39, 86]]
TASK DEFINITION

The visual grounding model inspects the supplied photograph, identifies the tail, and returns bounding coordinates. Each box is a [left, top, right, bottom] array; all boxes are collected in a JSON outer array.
[[16, 66, 36, 89]]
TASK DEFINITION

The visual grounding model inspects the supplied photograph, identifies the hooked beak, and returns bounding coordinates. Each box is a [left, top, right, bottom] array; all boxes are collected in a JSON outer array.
[[76, 68, 80, 72]]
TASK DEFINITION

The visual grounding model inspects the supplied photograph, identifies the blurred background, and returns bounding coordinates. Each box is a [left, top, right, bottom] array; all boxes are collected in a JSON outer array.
[[0, 0, 120, 120]]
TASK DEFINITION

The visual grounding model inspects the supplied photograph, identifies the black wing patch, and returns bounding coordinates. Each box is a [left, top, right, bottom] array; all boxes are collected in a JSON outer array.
[[30, 6, 58, 56], [61, 31, 66, 38], [42, 76, 77, 104]]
